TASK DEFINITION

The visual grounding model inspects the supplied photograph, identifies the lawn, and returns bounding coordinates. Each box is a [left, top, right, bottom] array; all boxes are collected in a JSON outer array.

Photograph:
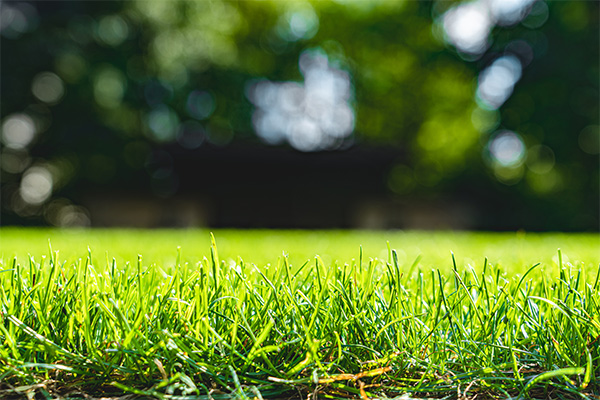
[[0, 228, 599, 399]]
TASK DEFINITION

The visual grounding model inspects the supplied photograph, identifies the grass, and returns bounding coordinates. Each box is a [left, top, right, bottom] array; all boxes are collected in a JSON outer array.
[[1, 228, 599, 272], [0, 228, 599, 399]]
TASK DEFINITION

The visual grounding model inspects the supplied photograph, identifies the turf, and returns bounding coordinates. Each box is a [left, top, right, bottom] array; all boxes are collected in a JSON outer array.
[[0, 228, 599, 399], [1, 228, 598, 272]]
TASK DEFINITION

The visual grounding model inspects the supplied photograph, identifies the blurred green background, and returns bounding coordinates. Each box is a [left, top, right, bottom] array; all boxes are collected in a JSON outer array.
[[0, 0, 598, 230]]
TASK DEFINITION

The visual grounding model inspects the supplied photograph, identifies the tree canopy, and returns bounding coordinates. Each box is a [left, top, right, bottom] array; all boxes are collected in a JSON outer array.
[[1, 0, 598, 229]]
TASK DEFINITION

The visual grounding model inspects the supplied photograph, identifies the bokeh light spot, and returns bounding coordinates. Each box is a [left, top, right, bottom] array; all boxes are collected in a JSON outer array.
[[0, 2, 38, 39], [146, 105, 180, 142], [276, 5, 319, 42], [526, 168, 561, 194], [442, 0, 540, 57], [493, 164, 525, 185], [418, 119, 450, 151], [45, 199, 91, 227], [93, 66, 127, 108], [505, 40, 534, 67], [57, 205, 91, 227], [251, 109, 286, 145], [1, 113, 36, 150], [289, 9, 318, 40], [97, 14, 129, 46], [558, 2, 589, 32], [31, 72, 65, 105], [477, 55, 522, 109], [177, 120, 206, 149], [20, 166, 53, 205], [488, 130, 526, 167], [186, 90, 215, 120], [578, 125, 599, 155], [489, 0, 535, 26], [1, 150, 31, 174], [287, 117, 323, 152], [521, 0, 549, 29], [247, 49, 354, 151], [442, 1, 492, 55], [526, 145, 555, 174]]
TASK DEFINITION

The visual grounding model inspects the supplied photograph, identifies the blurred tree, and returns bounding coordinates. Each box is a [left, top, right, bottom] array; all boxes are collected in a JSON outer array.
[[0, 0, 597, 229]]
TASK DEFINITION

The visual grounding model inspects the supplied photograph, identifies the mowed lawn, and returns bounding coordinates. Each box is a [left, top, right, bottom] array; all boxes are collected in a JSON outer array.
[[0, 228, 599, 399], [1, 228, 598, 274]]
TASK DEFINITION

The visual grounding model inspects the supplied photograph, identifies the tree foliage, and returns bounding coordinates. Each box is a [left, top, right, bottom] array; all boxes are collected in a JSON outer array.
[[0, 0, 597, 229]]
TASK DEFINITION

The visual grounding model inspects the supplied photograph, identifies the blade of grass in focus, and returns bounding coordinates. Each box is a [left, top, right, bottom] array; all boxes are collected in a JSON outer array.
[[0, 230, 598, 399]]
